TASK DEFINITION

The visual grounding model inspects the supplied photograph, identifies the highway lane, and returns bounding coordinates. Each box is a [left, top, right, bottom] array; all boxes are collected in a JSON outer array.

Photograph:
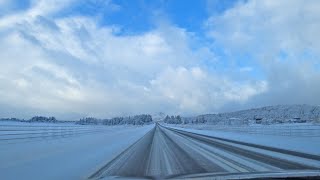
[[90, 123, 320, 179]]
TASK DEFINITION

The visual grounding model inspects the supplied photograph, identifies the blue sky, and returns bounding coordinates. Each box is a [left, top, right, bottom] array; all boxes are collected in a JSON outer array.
[[61, 0, 237, 34], [0, 0, 319, 119]]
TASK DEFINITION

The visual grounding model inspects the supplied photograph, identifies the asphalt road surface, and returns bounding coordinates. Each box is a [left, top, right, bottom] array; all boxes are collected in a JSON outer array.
[[90, 124, 320, 179]]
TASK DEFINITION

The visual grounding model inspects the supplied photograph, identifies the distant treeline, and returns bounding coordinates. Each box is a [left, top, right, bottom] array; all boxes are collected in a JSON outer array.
[[163, 115, 206, 124], [0, 114, 153, 126], [29, 116, 57, 122], [0, 116, 58, 123], [77, 114, 153, 125], [163, 115, 182, 124]]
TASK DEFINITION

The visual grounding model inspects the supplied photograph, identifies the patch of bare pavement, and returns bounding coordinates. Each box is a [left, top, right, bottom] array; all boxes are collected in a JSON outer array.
[[89, 123, 320, 179]]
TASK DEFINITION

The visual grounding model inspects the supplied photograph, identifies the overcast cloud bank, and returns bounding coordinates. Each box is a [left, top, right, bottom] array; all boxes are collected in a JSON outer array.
[[0, 0, 319, 119]]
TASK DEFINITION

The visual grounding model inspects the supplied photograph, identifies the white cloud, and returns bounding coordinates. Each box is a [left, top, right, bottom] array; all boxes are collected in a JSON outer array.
[[0, 0, 10, 7], [27, 0, 75, 17], [150, 67, 267, 114], [239, 67, 253, 72], [0, 0, 273, 119], [206, 0, 320, 108], [207, 0, 320, 57]]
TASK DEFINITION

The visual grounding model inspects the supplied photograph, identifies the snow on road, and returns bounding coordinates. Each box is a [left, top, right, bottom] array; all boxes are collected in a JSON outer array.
[[92, 123, 320, 179], [1, 121, 319, 180], [0, 122, 154, 180]]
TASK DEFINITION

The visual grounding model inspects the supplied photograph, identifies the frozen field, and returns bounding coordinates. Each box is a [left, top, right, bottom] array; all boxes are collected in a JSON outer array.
[[0, 121, 153, 179]]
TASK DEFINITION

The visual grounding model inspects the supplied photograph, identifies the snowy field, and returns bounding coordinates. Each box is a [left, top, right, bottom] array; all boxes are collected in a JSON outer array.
[[165, 123, 320, 156], [169, 123, 320, 137], [0, 121, 154, 180]]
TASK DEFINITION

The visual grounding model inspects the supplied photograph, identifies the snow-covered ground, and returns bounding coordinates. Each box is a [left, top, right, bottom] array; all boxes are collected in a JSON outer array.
[[170, 123, 320, 137], [166, 124, 320, 156], [182, 104, 320, 125], [0, 121, 154, 180], [164, 105, 320, 158], [0, 120, 77, 126], [2, 120, 318, 179]]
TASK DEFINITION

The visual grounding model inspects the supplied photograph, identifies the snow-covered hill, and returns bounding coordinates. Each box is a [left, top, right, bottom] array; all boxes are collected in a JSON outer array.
[[183, 105, 320, 125]]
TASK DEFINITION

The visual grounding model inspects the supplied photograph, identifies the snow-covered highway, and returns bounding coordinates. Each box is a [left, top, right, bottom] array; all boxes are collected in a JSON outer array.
[[1, 122, 320, 179], [91, 123, 320, 179]]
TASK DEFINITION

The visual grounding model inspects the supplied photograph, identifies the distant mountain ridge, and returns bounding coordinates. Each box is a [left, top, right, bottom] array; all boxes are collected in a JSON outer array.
[[183, 104, 320, 125]]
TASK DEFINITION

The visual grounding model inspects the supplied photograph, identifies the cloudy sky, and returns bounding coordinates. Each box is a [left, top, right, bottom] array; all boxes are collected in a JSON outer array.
[[0, 0, 319, 119]]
